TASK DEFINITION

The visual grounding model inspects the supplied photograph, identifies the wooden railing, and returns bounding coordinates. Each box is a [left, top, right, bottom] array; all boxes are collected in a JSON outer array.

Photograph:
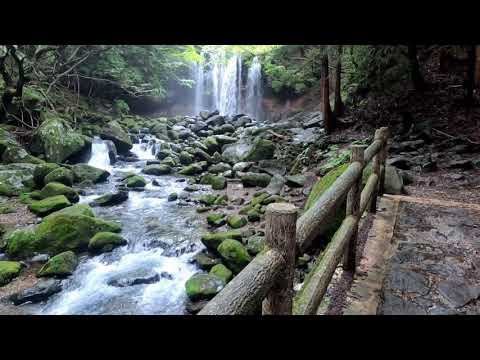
[[198, 127, 390, 315]]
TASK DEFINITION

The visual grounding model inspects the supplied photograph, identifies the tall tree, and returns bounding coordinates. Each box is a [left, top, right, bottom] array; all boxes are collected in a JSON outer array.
[[321, 54, 334, 133], [407, 44, 425, 90], [334, 45, 345, 117]]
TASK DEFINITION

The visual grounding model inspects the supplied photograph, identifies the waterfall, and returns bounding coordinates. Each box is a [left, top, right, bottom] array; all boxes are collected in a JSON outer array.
[[88, 137, 111, 172], [193, 54, 205, 115], [245, 56, 263, 121], [218, 54, 240, 115]]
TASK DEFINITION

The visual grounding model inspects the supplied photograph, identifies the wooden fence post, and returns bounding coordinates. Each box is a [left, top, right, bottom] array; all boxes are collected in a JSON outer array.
[[369, 129, 383, 213], [343, 145, 366, 272], [262, 202, 298, 315], [377, 127, 389, 197]]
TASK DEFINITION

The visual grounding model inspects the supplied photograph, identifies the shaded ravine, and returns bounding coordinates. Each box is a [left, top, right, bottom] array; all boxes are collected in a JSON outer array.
[[28, 135, 209, 315]]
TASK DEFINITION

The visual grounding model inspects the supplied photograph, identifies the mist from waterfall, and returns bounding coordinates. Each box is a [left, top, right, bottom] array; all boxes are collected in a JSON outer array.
[[190, 51, 264, 120]]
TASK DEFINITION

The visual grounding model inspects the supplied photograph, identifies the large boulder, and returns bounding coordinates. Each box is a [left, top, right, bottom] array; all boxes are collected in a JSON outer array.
[[185, 273, 225, 301], [209, 264, 233, 283], [201, 230, 243, 251], [124, 175, 147, 188], [38, 182, 79, 203], [178, 163, 204, 176], [9, 279, 62, 305], [43, 167, 74, 187], [244, 138, 275, 161], [99, 120, 133, 154], [43, 203, 95, 221], [35, 114, 87, 163], [217, 239, 252, 273], [0, 261, 22, 286], [142, 164, 172, 175], [0, 163, 37, 196], [34, 213, 122, 255], [37, 251, 78, 278], [226, 215, 248, 229], [70, 164, 110, 183], [28, 195, 72, 217], [33, 163, 60, 187], [88, 232, 127, 254], [0, 128, 43, 165], [241, 172, 272, 188], [5, 229, 39, 259]]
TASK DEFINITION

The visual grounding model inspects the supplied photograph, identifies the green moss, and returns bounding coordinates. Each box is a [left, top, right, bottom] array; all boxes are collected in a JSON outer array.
[[198, 194, 218, 206], [0, 204, 15, 214], [0, 261, 22, 286], [43, 167, 74, 187], [217, 239, 252, 274], [44, 203, 95, 221], [142, 164, 171, 175], [185, 273, 225, 301], [28, 195, 72, 216], [209, 264, 233, 283], [226, 215, 248, 229], [305, 163, 349, 211], [244, 138, 275, 161], [39, 182, 79, 203], [178, 163, 203, 176], [33, 163, 60, 187], [71, 164, 110, 183], [5, 229, 39, 259], [88, 232, 127, 254], [124, 175, 147, 188], [201, 230, 243, 251], [207, 213, 226, 227], [37, 251, 78, 278]]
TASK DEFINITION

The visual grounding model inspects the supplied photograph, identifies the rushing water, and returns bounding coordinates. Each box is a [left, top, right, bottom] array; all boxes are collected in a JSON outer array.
[[88, 136, 112, 172], [191, 51, 263, 120], [32, 136, 208, 315]]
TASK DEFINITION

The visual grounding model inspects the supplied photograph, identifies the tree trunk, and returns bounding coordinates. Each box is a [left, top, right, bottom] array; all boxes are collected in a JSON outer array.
[[334, 46, 345, 117], [321, 55, 334, 134], [407, 44, 425, 91]]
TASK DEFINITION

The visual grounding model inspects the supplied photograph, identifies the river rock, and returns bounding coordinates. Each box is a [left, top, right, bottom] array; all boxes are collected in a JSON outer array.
[[10, 279, 62, 305], [194, 252, 222, 270], [43, 167, 74, 187], [88, 232, 127, 254], [37, 251, 78, 278], [209, 264, 233, 283], [99, 120, 133, 154], [265, 174, 285, 195], [232, 162, 253, 172], [179, 151, 194, 165], [214, 124, 235, 135], [207, 213, 227, 227], [285, 174, 307, 187], [226, 215, 248, 229], [92, 190, 129, 207], [29, 195, 72, 217], [0, 163, 38, 196], [142, 164, 172, 175], [108, 272, 172, 288], [44, 203, 95, 221], [205, 115, 225, 127], [39, 182, 79, 203], [33, 163, 60, 187], [185, 273, 225, 301], [208, 162, 231, 174], [124, 175, 147, 188], [241, 172, 272, 188], [200, 110, 219, 120], [178, 163, 204, 176], [0, 261, 22, 286], [71, 164, 110, 183], [384, 165, 404, 195], [201, 230, 243, 251], [217, 239, 251, 274]]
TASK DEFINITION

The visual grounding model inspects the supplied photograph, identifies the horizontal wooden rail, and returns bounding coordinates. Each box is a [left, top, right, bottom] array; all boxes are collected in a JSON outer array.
[[198, 249, 285, 315]]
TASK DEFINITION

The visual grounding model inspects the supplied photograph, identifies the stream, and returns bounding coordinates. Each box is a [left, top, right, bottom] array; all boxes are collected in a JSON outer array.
[[29, 135, 208, 315]]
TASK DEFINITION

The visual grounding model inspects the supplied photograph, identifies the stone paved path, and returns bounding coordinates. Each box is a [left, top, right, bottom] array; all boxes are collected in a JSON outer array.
[[344, 195, 480, 315]]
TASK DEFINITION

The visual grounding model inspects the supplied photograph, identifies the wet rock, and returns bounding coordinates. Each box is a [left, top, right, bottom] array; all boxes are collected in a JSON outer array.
[[105, 140, 118, 164], [185, 273, 225, 301], [191, 120, 208, 133], [245, 235, 265, 255], [37, 251, 78, 278], [285, 174, 307, 188], [29, 195, 72, 217], [241, 172, 272, 188], [108, 272, 171, 288], [178, 163, 204, 176], [167, 193, 178, 202], [232, 162, 253, 173], [71, 164, 110, 184], [184, 184, 200, 192], [210, 264, 233, 283], [0, 261, 22, 286], [124, 175, 147, 188], [33, 163, 60, 187], [39, 182, 79, 203], [201, 230, 243, 251], [142, 164, 172, 175], [99, 120, 133, 154], [179, 151, 194, 165], [88, 232, 127, 254], [10, 279, 62, 305], [214, 124, 235, 135], [207, 213, 226, 227], [198, 194, 218, 206], [44, 167, 75, 187], [208, 162, 231, 174], [217, 239, 251, 273], [92, 190, 129, 207], [227, 215, 248, 229], [185, 299, 209, 314], [205, 115, 225, 127], [194, 252, 222, 270]]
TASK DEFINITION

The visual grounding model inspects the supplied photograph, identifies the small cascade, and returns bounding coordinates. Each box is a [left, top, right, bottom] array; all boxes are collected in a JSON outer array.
[[88, 137, 112, 172], [193, 54, 205, 116], [131, 133, 158, 160], [245, 56, 263, 121]]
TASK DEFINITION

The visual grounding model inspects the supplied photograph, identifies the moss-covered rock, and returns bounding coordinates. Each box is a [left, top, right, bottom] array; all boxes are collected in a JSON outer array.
[[142, 164, 172, 175], [43, 167, 74, 187], [35, 114, 87, 163], [33, 163, 60, 187], [208, 162, 231, 174], [226, 215, 248, 229], [39, 182, 79, 203], [204, 136, 220, 155], [71, 164, 110, 184], [209, 264, 233, 283], [244, 138, 275, 161], [245, 235, 265, 255], [201, 230, 243, 251], [0, 204, 15, 214], [37, 251, 78, 278], [241, 172, 272, 188], [1, 145, 44, 165], [167, 193, 178, 202], [0, 163, 37, 196], [207, 213, 226, 227], [0, 261, 22, 286], [5, 229, 39, 259], [179, 151, 194, 165], [198, 194, 218, 206], [185, 273, 225, 301], [178, 163, 203, 176], [43, 203, 95, 221], [124, 175, 147, 188], [35, 213, 122, 255], [193, 252, 222, 270], [99, 120, 133, 154], [213, 194, 228, 206], [91, 191, 128, 207], [205, 175, 226, 190], [217, 239, 252, 273], [247, 209, 261, 222], [28, 195, 72, 216], [88, 232, 127, 254]]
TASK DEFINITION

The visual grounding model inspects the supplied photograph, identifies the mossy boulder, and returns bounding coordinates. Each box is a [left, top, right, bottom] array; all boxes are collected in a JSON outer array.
[[247, 209, 261, 222], [213, 194, 228, 206], [44, 203, 95, 221], [43, 167, 74, 187], [168, 193, 178, 202], [33, 163, 60, 187], [99, 120, 133, 154], [92, 191, 128, 207], [245, 235, 265, 255], [124, 175, 147, 188], [5, 229, 39, 259], [88, 232, 127, 254], [244, 138, 275, 161], [226, 215, 247, 229], [39, 182, 79, 203], [28, 195, 72, 216], [241, 172, 272, 188], [201, 230, 243, 251], [142, 164, 172, 175], [35, 114, 87, 163], [204, 136, 220, 155], [198, 194, 218, 206], [209, 264, 233, 283], [207, 213, 226, 227], [160, 157, 177, 168], [217, 239, 252, 273], [35, 213, 122, 255], [71, 164, 110, 184], [0, 163, 37, 196], [1, 145, 43, 165], [178, 163, 203, 176], [37, 251, 78, 278], [179, 151, 194, 165], [193, 252, 222, 270], [0, 261, 22, 286], [208, 162, 231, 174], [185, 273, 225, 301], [202, 175, 226, 190]]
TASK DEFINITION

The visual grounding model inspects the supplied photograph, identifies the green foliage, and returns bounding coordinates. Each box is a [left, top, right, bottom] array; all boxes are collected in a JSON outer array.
[[113, 99, 130, 115]]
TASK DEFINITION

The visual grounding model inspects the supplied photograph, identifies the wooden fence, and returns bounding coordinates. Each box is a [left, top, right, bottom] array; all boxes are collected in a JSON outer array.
[[198, 127, 390, 315]]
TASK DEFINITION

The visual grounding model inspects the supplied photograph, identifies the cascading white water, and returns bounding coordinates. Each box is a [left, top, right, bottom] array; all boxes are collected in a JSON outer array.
[[219, 54, 240, 115], [131, 133, 158, 160], [193, 55, 205, 116], [88, 137, 112, 172], [245, 56, 263, 121]]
